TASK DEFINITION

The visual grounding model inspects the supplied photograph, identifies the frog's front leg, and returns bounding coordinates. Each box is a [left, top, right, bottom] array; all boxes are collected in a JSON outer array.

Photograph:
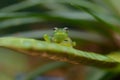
[[43, 34, 51, 43]]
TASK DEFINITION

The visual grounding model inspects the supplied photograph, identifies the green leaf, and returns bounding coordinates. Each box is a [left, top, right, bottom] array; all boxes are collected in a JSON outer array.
[[0, 0, 43, 12], [0, 17, 43, 29], [0, 37, 118, 68]]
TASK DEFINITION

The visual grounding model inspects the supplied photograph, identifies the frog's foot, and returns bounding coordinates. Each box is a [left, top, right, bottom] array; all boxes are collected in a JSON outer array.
[[72, 42, 76, 47], [59, 41, 73, 47], [43, 34, 51, 43]]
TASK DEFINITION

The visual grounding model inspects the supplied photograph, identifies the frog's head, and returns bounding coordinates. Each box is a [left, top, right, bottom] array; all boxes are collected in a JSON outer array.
[[53, 27, 68, 43]]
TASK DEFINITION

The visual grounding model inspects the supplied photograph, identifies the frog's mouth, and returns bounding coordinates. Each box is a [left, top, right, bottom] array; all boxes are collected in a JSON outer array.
[[53, 33, 68, 43]]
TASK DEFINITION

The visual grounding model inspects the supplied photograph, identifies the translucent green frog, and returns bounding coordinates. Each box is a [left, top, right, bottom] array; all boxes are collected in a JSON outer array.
[[43, 27, 76, 47]]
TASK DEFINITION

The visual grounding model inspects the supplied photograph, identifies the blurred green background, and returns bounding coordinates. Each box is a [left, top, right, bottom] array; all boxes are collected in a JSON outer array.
[[0, 0, 120, 80]]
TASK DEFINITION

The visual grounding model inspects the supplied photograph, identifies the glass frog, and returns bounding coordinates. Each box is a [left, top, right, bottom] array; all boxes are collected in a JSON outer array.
[[43, 27, 76, 47]]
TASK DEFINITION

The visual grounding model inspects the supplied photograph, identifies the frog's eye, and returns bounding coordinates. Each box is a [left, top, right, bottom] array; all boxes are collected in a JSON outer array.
[[64, 27, 69, 32], [53, 27, 58, 31]]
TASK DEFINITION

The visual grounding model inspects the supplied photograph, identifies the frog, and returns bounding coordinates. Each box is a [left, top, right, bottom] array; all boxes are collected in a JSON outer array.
[[43, 27, 76, 47]]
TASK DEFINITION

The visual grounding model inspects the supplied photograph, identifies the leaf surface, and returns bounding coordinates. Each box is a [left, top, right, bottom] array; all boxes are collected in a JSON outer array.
[[0, 37, 118, 68]]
